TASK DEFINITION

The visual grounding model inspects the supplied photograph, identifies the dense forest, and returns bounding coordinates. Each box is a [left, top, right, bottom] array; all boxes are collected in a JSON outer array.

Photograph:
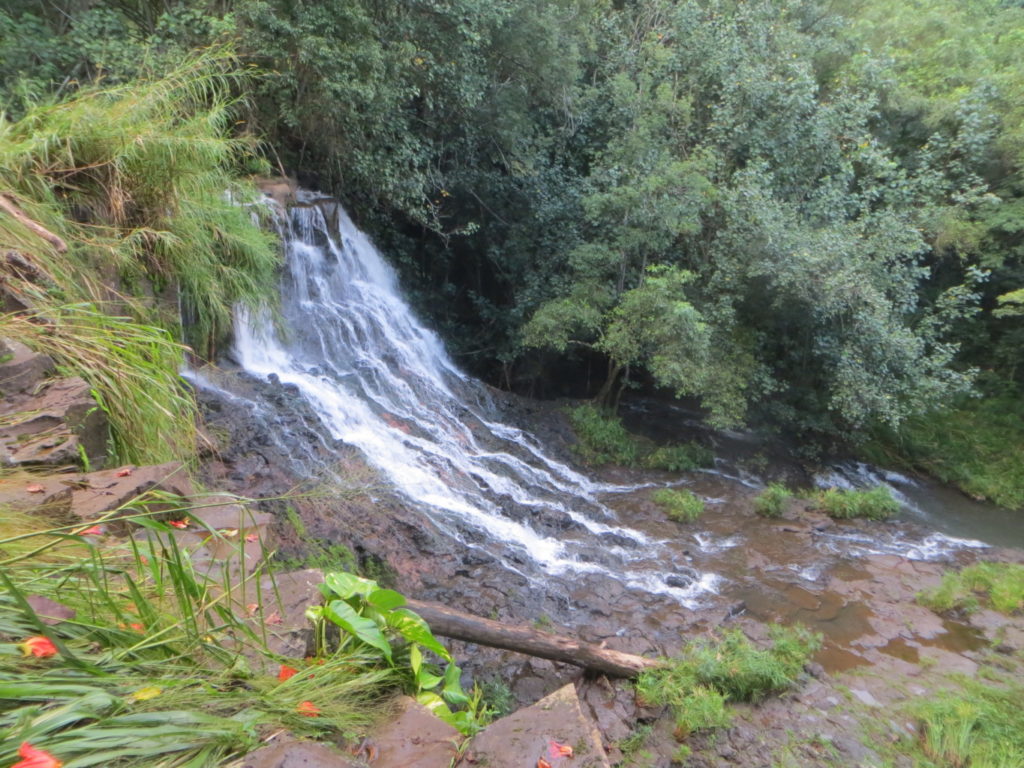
[[1, 0, 1022, 501]]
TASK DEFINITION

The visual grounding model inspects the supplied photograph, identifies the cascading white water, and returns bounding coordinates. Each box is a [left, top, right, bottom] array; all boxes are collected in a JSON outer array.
[[230, 191, 718, 605]]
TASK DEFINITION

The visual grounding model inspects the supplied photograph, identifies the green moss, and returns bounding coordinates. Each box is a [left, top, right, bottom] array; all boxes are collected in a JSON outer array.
[[917, 562, 1024, 615], [652, 488, 705, 522], [813, 486, 899, 520], [754, 483, 792, 518]]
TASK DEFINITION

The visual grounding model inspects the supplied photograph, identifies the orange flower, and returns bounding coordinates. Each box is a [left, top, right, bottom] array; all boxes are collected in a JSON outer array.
[[20, 636, 57, 658], [115, 467, 133, 477], [548, 740, 573, 759], [76, 525, 103, 536], [537, 759, 552, 768], [244, 533, 259, 543], [12, 742, 61, 768], [296, 700, 320, 717], [265, 612, 282, 625], [278, 664, 298, 681], [168, 520, 189, 529]]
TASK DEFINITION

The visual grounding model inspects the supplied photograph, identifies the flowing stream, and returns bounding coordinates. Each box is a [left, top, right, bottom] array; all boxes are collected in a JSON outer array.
[[190, 190, 1015, 621]]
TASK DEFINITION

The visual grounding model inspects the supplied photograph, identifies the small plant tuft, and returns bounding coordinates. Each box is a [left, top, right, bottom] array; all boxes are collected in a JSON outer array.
[[754, 483, 792, 518], [644, 443, 714, 472], [566, 404, 638, 466], [813, 486, 899, 520], [652, 488, 705, 522], [917, 562, 1024, 616]]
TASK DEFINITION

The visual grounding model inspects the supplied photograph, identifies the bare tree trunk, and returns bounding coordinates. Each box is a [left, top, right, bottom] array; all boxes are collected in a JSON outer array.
[[0, 195, 68, 253], [405, 598, 659, 678], [594, 360, 622, 409]]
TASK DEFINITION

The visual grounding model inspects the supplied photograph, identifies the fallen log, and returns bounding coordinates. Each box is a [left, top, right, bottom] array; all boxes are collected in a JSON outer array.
[[404, 597, 659, 678]]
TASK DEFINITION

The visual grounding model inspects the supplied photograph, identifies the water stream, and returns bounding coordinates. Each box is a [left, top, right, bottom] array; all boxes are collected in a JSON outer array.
[[190, 191, 1017, 629]]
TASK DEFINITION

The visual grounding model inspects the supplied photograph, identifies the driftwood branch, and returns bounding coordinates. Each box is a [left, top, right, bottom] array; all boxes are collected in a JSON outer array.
[[405, 598, 659, 678], [0, 195, 68, 253]]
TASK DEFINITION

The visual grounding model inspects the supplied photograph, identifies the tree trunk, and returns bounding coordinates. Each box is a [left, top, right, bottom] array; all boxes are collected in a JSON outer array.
[[0, 195, 68, 253], [594, 360, 622, 409], [404, 598, 659, 678]]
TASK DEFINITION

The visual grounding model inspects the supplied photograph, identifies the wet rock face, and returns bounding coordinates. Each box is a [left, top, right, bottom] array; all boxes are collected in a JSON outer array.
[[0, 369, 108, 467]]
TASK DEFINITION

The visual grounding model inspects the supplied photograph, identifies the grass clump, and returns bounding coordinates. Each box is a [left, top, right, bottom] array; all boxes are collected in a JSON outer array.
[[566, 404, 638, 465], [917, 562, 1024, 616], [0, 498, 401, 768], [644, 443, 714, 472], [0, 49, 279, 464], [754, 482, 792, 518], [636, 624, 821, 742], [652, 488, 704, 522], [911, 677, 1024, 768], [813, 486, 899, 520]]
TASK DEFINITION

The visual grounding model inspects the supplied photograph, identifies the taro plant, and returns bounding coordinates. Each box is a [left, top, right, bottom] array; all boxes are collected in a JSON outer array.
[[307, 571, 485, 734]]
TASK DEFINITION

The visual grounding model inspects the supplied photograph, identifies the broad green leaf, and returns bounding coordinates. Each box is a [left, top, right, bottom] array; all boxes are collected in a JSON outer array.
[[441, 663, 470, 706], [323, 572, 377, 600], [324, 600, 392, 664], [366, 588, 407, 611], [387, 608, 450, 661]]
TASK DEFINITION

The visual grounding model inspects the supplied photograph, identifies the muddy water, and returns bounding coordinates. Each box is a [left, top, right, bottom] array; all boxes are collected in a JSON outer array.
[[590, 465, 1006, 675]]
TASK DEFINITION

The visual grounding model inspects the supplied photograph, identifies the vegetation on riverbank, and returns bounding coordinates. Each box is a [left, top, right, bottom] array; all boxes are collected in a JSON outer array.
[[652, 488, 705, 523], [636, 625, 821, 757], [0, 50, 278, 464], [863, 390, 1024, 511], [917, 562, 1024, 616]]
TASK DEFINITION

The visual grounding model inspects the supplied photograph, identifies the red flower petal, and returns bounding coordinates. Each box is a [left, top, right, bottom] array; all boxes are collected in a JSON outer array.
[[244, 533, 259, 543], [168, 520, 188, 529], [115, 467, 133, 477], [537, 759, 552, 768], [13, 742, 62, 768], [77, 525, 103, 536], [548, 740, 574, 759], [20, 636, 57, 658], [278, 664, 298, 681], [296, 700, 320, 717], [25, 484, 45, 494], [265, 612, 282, 625]]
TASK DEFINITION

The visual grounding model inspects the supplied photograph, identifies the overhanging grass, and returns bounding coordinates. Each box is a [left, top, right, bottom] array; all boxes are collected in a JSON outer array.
[[0, 48, 279, 464], [862, 392, 1024, 510]]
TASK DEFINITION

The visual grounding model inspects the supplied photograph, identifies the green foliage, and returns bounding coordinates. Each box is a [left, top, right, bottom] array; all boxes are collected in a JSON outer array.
[[652, 488, 704, 523], [0, 50, 278, 463], [910, 676, 1024, 768], [636, 625, 821, 743], [308, 571, 484, 734], [566, 404, 638, 466], [917, 562, 1024, 616], [863, 389, 1024, 510], [754, 483, 792, 518], [644, 443, 714, 473], [813, 486, 900, 520], [0, 498, 395, 768]]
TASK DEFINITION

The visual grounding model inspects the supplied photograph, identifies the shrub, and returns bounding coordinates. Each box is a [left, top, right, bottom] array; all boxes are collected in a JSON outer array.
[[652, 488, 704, 522], [814, 486, 899, 520], [754, 483, 792, 517], [645, 442, 714, 472], [917, 562, 1024, 615], [566, 404, 638, 466]]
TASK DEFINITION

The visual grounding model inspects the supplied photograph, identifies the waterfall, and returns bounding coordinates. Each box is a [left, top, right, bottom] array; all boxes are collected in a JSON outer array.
[[223, 191, 718, 605]]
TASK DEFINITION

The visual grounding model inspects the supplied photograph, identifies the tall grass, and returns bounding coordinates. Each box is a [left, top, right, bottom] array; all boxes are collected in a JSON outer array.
[[0, 48, 279, 464], [917, 562, 1024, 615], [0, 496, 397, 768]]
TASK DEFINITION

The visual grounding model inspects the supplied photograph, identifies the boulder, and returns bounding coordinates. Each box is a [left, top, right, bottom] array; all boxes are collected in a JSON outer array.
[[469, 683, 611, 768], [68, 462, 194, 521], [368, 696, 462, 768], [241, 738, 360, 768]]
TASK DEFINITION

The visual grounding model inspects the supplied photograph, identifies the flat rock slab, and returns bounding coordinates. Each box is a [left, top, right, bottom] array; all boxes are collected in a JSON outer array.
[[68, 462, 194, 521], [369, 696, 462, 768], [469, 683, 610, 768], [0, 338, 54, 394], [0, 376, 107, 466], [241, 739, 361, 768]]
